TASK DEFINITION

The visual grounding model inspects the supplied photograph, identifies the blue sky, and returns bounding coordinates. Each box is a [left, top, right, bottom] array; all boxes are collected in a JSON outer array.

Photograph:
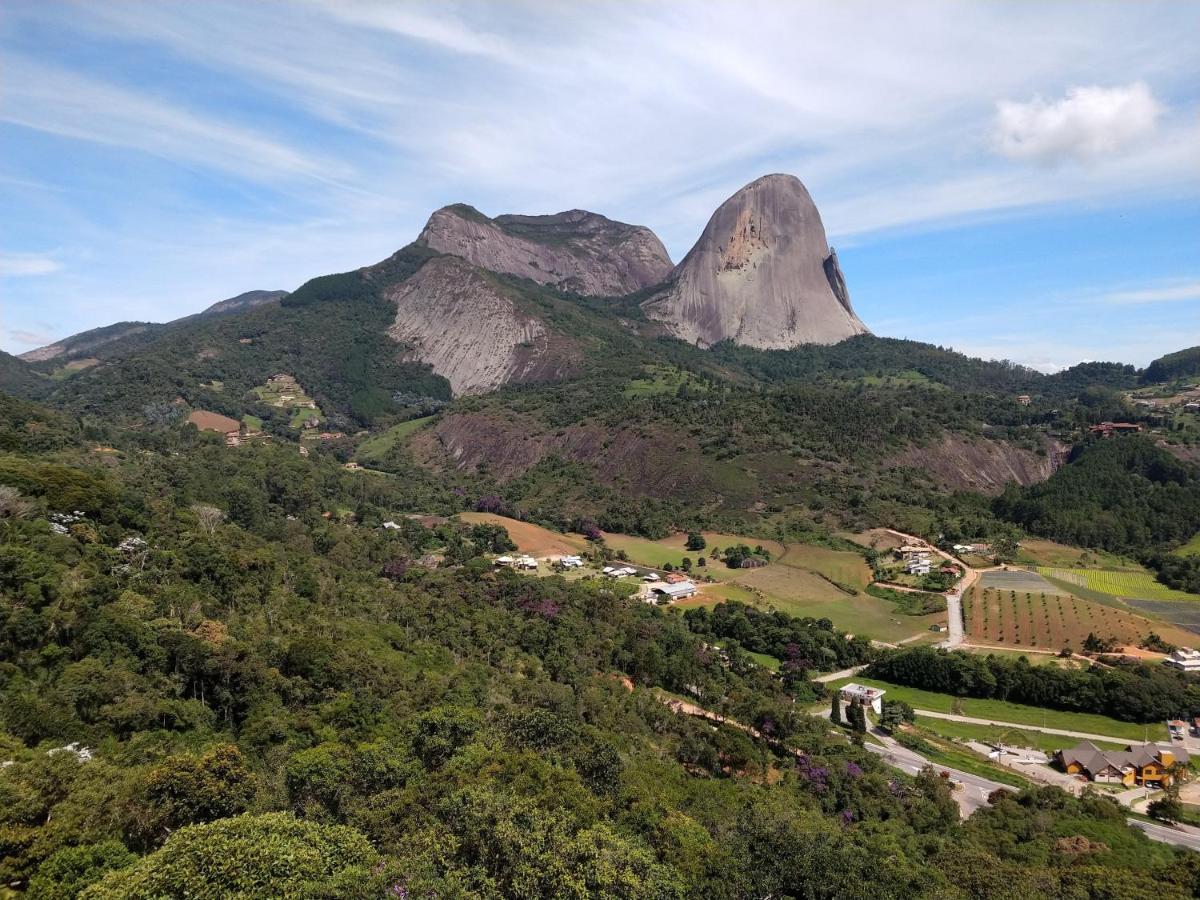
[[2, 1, 1198, 370]]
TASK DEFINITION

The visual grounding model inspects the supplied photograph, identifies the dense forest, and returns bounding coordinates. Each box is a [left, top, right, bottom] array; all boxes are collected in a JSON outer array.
[[994, 437, 1200, 555], [3, 391, 1200, 897]]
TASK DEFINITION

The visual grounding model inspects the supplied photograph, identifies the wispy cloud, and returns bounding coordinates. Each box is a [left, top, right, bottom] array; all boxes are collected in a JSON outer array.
[[0, 55, 353, 187], [1103, 279, 1200, 305], [0, 252, 61, 276]]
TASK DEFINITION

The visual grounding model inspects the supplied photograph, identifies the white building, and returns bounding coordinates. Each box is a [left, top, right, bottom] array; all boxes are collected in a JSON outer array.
[[1165, 648, 1200, 672], [382, 521, 401, 530], [559, 555, 584, 568], [515, 556, 538, 570], [839, 683, 886, 715], [906, 559, 931, 575], [647, 580, 698, 600]]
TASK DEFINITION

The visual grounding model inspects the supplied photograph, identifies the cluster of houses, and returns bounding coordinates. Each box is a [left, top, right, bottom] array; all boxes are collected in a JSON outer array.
[[602, 565, 640, 578], [495, 555, 539, 571], [1164, 647, 1200, 673], [1054, 740, 1188, 786], [898, 544, 932, 576], [1088, 421, 1143, 438]]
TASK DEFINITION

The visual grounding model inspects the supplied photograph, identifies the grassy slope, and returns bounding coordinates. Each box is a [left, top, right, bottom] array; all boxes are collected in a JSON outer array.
[[828, 676, 1168, 742], [915, 715, 1127, 753], [357, 416, 437, 462]]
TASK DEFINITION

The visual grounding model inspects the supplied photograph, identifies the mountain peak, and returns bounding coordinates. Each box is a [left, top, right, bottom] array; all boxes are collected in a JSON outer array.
[[416, 203, 671, 296], [642, 173, 869, 348]]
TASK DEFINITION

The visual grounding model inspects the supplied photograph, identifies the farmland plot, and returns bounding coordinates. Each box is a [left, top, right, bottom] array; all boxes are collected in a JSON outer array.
[[1037, 567, 1200, 602], [962, 586, 1192, 651]]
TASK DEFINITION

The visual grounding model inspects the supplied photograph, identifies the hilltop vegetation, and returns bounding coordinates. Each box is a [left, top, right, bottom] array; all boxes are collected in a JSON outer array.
[[4, 392, 1200, 897]]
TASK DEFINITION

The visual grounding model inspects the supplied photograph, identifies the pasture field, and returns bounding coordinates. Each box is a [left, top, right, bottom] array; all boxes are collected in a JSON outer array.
[[841, 528, 906, 552], [1015, 539, 1138, 570], [777, 544, 872, 589], [962, 585, 1194, 651], [733, 565, 944, 641], [827, 676, 1167, 742], [1037, 567, 1200, 603], [603, 531, 783, 570], [355, 416, 436, 462], [458, 512, 587, 557]]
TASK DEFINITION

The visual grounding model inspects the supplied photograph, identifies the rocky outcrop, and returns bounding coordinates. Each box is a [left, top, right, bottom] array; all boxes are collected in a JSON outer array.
[[20, 322, 159, 363], [384, 256, 577, 396], [642, 174, 870, 348], [416, 205, 672, 296], [887, 434, 1065, 494], [200, 289, 288, 317]]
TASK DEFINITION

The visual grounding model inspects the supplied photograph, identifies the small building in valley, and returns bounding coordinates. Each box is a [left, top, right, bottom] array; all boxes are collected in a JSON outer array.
[[906, 559, 931, 575], [839, 683, 885, 715]]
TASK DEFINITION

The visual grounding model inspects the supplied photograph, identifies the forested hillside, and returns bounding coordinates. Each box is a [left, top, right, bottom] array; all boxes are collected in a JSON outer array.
[[3, 392, 1200, 898]]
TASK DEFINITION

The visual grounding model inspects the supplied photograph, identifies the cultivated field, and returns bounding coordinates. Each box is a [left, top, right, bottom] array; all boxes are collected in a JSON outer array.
[[1037, 567, 1200, 602], [979, 569, 1069, 594], [1126, 599, 1200, 636], [963, 585, 1195, 650], [458, 512, 587, 557]]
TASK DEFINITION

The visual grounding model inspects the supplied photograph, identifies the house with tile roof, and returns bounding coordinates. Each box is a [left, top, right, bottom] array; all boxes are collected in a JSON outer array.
[[1054, 740, 1188, 786]]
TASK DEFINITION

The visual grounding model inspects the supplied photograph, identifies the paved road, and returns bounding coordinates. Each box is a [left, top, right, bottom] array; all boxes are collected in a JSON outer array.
[[879, 528, 980, 648], [1130, 819, 1200, 852], [911, 708, 1142, 745], [813, 665, 869, 684]]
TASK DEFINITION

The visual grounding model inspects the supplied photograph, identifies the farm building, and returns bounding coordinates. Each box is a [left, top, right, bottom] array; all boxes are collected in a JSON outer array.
[[648, 580, 698, 600], [1054, 741, 1188, 786], [1164, 648, 1200, 672], [839, 683, 885, 715], [906, 559, 931, 575], [664, 572, 689, 584], [558, 555, 584, 569], [1016, 394, 1031, 406], [738, 556, 767, 569], [186, 410, 243, 446], [1088, 422, 1143, 438]]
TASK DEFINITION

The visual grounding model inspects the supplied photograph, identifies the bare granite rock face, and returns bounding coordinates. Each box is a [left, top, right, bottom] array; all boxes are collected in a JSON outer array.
[[642, 174, 870, 348], [384, 255, 577, 396], [416, 205, 672, 296]]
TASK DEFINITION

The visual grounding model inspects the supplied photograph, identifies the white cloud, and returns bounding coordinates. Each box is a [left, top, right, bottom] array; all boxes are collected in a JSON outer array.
[[1102, 279, 1200, 305], [992, 82, 1162, 164], [0, 253, 61, 276]]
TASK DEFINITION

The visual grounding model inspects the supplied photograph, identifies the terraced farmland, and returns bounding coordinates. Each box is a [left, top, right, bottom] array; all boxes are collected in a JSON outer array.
[[962, 585, 1194, 651], [1037, 567, 1200, 602]]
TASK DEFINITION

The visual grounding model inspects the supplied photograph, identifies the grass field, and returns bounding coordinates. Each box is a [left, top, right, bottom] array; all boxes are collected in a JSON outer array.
[[914, 715, 1126, 753], [841, 528, 906, 552], [1015, 539, 1139, 570], [458, 512, 587, 557], [242, 414, 263, 431], [746, 651, 781, 671], [828, 675, 1167, 742], [963, 585, 1193, 651], [602, 531, 783, 570], [777, 544, 872, 589], [1037, 567, 1200, 602], [356, 416, 436, 462], [1172, 533, 1200, 558]]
